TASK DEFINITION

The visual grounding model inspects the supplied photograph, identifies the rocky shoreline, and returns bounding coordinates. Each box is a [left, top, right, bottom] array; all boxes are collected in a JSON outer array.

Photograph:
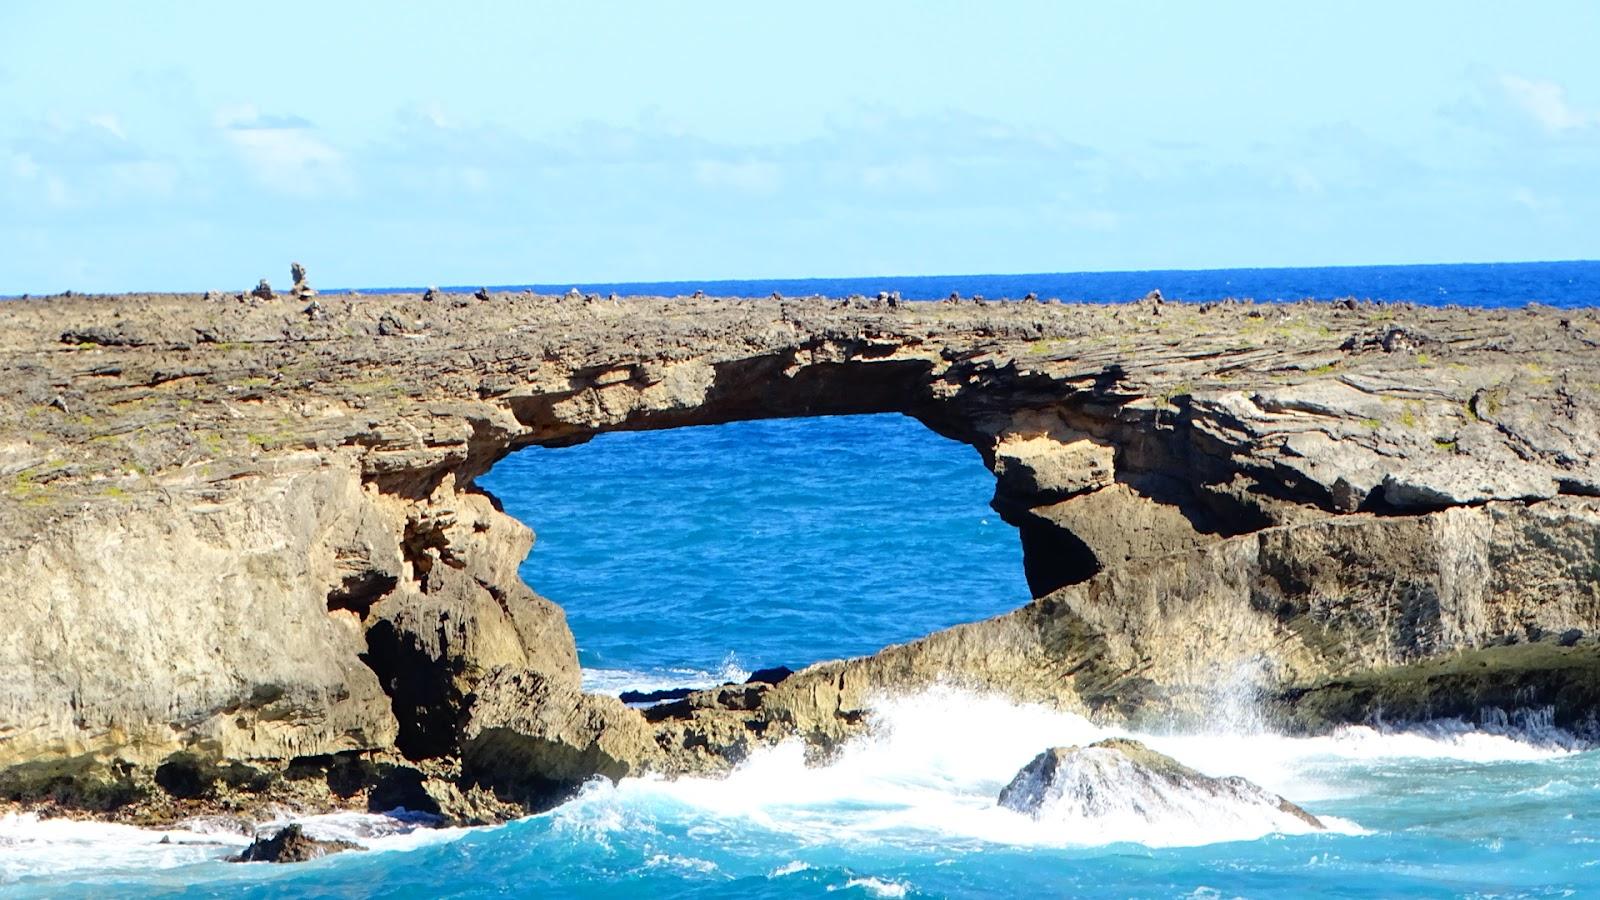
[[1, 287, 1597, 827]]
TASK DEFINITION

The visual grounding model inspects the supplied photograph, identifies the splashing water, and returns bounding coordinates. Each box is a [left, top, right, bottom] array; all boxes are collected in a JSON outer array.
[[5, 686, 1595, 897]]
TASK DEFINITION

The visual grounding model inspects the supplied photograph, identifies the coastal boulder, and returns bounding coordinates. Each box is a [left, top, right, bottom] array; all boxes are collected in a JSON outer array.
[[231, 824, 364, 863], [458, 667, 653, 811], [998, 738, 1323, 832]]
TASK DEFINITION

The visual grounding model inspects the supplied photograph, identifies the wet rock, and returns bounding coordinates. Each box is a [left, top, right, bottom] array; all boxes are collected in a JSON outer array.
[[746, 666, 794, 686], [998, 738, 1323, 830], [231, 824, 364, 863], [619, 686, 696, 704]]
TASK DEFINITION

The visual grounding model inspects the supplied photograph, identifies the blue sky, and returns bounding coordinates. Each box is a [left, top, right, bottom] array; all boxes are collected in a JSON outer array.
[[2, 2, 1597, 292]]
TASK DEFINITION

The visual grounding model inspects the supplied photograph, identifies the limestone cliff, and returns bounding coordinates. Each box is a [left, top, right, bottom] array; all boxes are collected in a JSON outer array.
[[1, 289, 1596, 821]]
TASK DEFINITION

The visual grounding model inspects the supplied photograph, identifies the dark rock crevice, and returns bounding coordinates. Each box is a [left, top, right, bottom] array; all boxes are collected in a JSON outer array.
[[326, 570, 399, 620], [359, 618, 469, 761]]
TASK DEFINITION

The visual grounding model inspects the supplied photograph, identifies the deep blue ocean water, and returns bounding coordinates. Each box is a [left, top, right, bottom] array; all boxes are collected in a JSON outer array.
[[434, 258, 1600, 308], [480, 415, 1025, 689], [10, 262, 1600, 898]]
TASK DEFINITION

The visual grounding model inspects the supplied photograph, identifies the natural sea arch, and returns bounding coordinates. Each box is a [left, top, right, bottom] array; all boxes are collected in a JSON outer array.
[[478, 414, 1030, 691]]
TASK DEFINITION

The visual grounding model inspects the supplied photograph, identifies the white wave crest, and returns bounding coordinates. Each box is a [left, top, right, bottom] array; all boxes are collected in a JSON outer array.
[[831, 875, 911, 897], [576, 685, 1578, 849], [582, 653, 752, 697], [0, 809, 473, 885]]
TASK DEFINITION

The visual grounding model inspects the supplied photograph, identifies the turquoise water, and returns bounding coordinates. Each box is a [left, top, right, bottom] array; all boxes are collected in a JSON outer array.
[[9, 688, 1598, 897], [9, 263, 1600, 897]]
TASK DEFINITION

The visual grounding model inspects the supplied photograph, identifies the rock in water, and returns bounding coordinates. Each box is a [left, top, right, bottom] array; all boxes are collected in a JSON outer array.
[[998, 738, 1323, 835], [232, 824, 365, 863]]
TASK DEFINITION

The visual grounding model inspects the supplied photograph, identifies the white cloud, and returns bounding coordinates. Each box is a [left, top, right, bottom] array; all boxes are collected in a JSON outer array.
[[1284, 164, 1324, 195], [217, 105, 345, 194], [11, 152, 38, 179], [1499, 75, 1595, 133], [693, 159, 781, 194], [859, 159, 939, 193], [1511, 187, 1558, 211], [213, 104, 315, 131], [43, 174, 70, 208], [87, 114, 125, 139]]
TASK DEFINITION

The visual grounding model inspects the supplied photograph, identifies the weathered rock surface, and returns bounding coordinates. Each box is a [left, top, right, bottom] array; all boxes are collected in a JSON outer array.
[[231, 823, 364, 863], [998, 738, 1323, 832], [1, 289, 1597, 823]]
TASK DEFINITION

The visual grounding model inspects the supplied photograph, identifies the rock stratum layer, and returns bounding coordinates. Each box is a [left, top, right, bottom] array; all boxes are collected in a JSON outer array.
[[1, 289, 1597, 823]]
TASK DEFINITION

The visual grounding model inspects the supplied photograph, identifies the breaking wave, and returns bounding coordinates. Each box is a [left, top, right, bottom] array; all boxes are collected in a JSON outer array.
[[3, 684, 1586, 891], [581, 654, 752, 697], [552, 685, 1576, 850], [0, 809, 474, 887]]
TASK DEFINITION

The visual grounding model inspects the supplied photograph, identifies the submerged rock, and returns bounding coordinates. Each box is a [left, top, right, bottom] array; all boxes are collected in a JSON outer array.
[[231, 824, 364, 863], [998, 738, 1323, 832]]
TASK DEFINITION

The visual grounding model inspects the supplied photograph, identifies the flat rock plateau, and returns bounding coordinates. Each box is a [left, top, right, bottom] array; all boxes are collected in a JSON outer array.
[[2, 287, 1598, 826]]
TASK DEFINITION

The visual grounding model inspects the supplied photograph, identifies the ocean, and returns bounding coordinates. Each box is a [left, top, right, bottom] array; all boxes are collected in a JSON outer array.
[[7, 260, 1600, 897], [442, 258, 1600, 309]]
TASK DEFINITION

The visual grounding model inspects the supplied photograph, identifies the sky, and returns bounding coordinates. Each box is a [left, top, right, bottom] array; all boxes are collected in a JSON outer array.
[[2, 2, 1598, 292]]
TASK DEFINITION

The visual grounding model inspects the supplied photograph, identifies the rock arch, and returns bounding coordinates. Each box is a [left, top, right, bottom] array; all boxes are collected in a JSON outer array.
[[1, 290, 1597, 820]]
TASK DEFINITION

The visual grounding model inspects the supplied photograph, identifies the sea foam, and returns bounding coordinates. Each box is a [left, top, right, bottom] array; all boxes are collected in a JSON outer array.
[[3, 684, 1583, 885], [556, 685, 1576, 850]]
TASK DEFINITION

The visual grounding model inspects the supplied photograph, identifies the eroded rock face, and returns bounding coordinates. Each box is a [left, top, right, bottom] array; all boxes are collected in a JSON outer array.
[[1, 291, 1597, 823], [459, 668, 651, 809], [997, 739, 1323, 833], [0, 464, 398, 770]]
